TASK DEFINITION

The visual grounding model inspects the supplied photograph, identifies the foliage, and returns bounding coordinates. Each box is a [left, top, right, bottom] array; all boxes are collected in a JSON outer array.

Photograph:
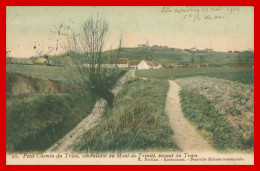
[[65, 16, 124, 107], [74, 78, 179, 152]]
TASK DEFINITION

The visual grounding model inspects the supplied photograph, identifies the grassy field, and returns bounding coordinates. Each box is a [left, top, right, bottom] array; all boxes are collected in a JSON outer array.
[[136, 67, 254, 84], [180, 90, 253, 152], [7, 64, 83, 85], [74, 77, 179, 152], [6, 92, 97, 152]]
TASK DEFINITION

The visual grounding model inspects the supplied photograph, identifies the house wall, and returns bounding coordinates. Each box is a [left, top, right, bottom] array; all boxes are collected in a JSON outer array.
[[128, 66, 138, 70], [138, 60, 150, 70], [109, 64, 128, 68], [156, 65, 163, 69]]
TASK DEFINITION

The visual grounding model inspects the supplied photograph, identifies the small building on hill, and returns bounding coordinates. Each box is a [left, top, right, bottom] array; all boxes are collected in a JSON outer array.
[[205, 48, 213, 52], [234, 63, 254, 68], [175, 64, 199, 69], [34, 57, 48, 65], [200, 64, 208, 68]]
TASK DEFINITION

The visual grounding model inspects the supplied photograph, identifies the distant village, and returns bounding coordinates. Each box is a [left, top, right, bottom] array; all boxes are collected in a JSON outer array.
[[137, 39, 215, 53], [109, 58, 208, 70], [6, 40, 254, 69], [137, 39, 254, 53]]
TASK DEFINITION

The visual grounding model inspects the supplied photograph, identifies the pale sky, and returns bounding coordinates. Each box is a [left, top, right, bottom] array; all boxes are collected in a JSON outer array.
[[7, 6, 254, 58]]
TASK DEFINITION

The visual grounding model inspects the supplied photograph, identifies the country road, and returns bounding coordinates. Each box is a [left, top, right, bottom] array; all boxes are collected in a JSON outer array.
[[165, 80, 215, 152]]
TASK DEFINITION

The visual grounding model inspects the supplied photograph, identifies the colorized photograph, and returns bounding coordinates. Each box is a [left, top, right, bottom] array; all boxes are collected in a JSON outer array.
[[6, 6, 254, 165]]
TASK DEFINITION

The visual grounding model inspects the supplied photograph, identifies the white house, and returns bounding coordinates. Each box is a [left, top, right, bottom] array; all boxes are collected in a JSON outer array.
[[135, 60, 158, 70], [156, 64, 163, 69], [137, 60, 150, 70]]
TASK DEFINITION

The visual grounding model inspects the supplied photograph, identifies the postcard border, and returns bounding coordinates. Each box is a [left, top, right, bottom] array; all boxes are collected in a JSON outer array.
[[1, 0, 258, 170]]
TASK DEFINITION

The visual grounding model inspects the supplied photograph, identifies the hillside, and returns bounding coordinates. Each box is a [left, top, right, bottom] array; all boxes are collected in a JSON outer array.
[[103, 47, 242, 67], [7, 48, 253, 67]]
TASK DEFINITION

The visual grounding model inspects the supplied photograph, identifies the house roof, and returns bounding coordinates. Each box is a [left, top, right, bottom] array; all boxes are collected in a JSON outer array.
[[129, 61, 140, 66], [109, 59, 128, 64], [161, 64, 167, 68], [145, 61, 157, 66]]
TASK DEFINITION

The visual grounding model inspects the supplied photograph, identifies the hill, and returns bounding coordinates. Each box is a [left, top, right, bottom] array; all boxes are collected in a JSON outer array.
[[103, 47, 242, 67], [7, 48, 253, 67]]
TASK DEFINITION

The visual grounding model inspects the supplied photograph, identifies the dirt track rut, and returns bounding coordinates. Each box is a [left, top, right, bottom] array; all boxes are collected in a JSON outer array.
[[165, 80, 215, 152]]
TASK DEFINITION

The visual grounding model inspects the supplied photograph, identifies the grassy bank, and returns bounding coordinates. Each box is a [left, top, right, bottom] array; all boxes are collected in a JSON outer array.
[[135, 67, 254, 84], [6, 66, 126, 152], [6, 92, 97, 152], [74, 77, 179, 152], [179, 90, 253, 152], [7, 64, 83, 85]]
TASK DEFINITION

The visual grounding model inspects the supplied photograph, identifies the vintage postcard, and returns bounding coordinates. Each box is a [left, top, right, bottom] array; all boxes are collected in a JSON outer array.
[[6, 6, 254, 165]]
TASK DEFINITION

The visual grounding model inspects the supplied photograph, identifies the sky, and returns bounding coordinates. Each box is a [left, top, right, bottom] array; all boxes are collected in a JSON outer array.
[[7, 6, 254, 58]]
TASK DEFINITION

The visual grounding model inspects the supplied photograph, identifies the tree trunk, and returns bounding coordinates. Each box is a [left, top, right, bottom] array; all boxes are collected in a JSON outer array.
[[94, 88, 115, 108]]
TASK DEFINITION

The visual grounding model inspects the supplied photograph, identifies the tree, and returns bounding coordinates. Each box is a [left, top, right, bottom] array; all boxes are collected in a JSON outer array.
[[6, 49, 12, 63], [44, 54, 50, 64], [65, 16, 123, 107], [29, 56, 38, 64], [191, 53, 195, 64]]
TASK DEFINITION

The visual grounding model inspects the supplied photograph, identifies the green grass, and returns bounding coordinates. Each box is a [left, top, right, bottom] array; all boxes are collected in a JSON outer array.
[[6, 92, 97, 152], [7, 64, 83, 85], [74, 77, 179, 152], [136, 67, 254, 84], [6, 57, 34, 65], [6, 64, 126, 152], [180, 90, 253, 152]]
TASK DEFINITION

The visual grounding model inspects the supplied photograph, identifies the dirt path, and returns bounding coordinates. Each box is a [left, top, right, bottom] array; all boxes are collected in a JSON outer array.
[[45, 72, 128, 153], [165, 80, 215, 152]]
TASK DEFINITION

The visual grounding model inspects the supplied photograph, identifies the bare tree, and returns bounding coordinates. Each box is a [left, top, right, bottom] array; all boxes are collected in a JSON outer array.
[[6, 49, 12, 63], [29, 56, 38, 64], [66, 16, 124, 107], [191, 53, 195, 64]]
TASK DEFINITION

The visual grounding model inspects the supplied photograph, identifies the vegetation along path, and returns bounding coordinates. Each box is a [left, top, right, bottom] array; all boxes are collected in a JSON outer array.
[[165, 80, 215, 152], [45, 72, 129, 153]]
